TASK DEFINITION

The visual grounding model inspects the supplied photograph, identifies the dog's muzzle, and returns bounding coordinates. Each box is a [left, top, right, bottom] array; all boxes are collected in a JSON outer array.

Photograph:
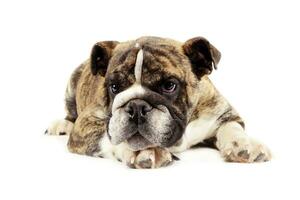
[[108, 97, 185, 151]]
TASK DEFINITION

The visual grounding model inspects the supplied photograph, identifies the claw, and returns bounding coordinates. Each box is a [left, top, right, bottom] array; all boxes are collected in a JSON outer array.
[[254, 153, 265, 162], [149, 153, 155, 163], [171, 154, 180, 161], [130, 156, 135, 165]]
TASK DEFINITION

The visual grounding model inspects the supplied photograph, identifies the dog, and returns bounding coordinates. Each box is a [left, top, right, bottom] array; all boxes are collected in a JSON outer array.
[[46, 36, 271, 168]]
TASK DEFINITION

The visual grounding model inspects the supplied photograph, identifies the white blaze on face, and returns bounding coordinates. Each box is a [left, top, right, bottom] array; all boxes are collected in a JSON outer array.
[[134, 48, 143, 84]]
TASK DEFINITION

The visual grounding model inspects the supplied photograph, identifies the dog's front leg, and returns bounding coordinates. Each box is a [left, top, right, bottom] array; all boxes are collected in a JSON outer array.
[[216, 121, 272, 162], [67, 106, 108, 156]]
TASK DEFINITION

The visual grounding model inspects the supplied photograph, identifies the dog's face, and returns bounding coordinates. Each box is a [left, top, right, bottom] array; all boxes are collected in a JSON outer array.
[[90, 37, 221, 151]]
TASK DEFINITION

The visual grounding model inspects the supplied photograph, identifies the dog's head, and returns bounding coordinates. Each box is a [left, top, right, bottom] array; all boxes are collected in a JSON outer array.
[[90, 36, 221, 151]]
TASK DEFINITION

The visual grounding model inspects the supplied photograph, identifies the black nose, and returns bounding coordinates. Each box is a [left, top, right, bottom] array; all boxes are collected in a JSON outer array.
[[124, 99, 152, 124]]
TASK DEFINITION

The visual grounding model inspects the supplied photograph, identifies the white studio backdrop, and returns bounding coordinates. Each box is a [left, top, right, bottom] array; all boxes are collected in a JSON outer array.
[[0, 0, 299, 199]]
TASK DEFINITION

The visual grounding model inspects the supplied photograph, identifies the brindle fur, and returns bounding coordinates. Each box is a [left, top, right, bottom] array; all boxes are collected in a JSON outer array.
[[66, 36, 240, 156]]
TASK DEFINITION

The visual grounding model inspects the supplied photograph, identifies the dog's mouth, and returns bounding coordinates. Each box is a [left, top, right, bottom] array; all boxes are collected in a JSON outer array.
[[126, 132, 154, 151]]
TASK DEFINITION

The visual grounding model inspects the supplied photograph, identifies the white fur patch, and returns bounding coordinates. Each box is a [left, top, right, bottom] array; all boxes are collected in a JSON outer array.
[[46, 119, 74, 135], [168, 114, 219, 153], [215, 121, 245, 149], [96, 133, 116, 159], [216, 122, 272, 162], [134, 49, 143, 83], [97, 133, 134, 162]]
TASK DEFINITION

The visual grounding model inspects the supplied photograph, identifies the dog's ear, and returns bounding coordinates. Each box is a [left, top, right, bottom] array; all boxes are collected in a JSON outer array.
[[183, 37, 221, 78], [90, 41, 119, 76]]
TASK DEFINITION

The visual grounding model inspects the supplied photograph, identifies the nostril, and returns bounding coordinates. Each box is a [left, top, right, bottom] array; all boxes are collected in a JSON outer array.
[[128, 108, 134, 117], [140, 105, 152, 117], [125, 104, 135, 118], [140, 106, 146, 116], [129, 108, 136, 118]]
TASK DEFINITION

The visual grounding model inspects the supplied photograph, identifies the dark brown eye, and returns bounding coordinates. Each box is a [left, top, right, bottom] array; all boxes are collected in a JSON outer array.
[[161, 80, 177, 93], [110, 84, 119, 94]]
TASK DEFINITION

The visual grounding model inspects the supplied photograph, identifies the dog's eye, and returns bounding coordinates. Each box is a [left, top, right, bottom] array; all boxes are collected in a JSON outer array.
[[161, 80, 177, 93], [110, 84, 120, 94]]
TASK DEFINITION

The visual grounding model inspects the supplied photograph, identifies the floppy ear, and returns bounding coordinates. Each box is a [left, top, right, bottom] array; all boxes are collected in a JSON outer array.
[[90, 41, 119, 76], [183, 37, 221, 78]]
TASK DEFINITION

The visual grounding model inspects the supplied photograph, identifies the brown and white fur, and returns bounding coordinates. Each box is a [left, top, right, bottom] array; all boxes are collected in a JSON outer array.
[[46, 36, 271, 168]]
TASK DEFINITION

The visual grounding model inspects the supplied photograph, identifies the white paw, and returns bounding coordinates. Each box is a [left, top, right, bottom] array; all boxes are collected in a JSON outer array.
[[45, 119, 74, 135], [220, 137, 272, 163], [123, 148, 173, 169]]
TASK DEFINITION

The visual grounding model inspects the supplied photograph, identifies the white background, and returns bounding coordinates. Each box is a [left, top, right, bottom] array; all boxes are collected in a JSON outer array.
[[0, 0, 299, 199]]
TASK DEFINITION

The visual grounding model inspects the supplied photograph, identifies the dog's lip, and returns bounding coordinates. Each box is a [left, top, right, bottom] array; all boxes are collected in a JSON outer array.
[[126, 132, 154, 151], [127, 131, 148, 142]]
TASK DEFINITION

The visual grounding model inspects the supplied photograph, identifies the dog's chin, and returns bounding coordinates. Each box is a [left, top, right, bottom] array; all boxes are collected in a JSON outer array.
[[126, 133, 154, 151]]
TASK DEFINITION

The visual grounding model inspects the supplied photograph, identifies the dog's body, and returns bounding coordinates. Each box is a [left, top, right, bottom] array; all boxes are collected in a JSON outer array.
[[47, 36, 271, 168]]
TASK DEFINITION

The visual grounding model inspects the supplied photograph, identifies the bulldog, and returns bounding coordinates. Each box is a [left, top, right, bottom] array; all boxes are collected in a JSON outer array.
[[46, 36, 271, 168]]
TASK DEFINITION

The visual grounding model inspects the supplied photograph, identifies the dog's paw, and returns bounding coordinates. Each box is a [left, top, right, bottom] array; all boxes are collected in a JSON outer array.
[[220, 137, 271, 163], [123, 148, 173, 169], [45, 119, 74, 135]]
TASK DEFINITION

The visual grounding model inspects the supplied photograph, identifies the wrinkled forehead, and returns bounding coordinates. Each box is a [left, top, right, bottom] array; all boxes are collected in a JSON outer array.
[[106, 38, 189, 85]]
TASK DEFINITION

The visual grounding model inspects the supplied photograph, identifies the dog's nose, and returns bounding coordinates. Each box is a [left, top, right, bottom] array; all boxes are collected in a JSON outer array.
[[124, 99, 152, 124]]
